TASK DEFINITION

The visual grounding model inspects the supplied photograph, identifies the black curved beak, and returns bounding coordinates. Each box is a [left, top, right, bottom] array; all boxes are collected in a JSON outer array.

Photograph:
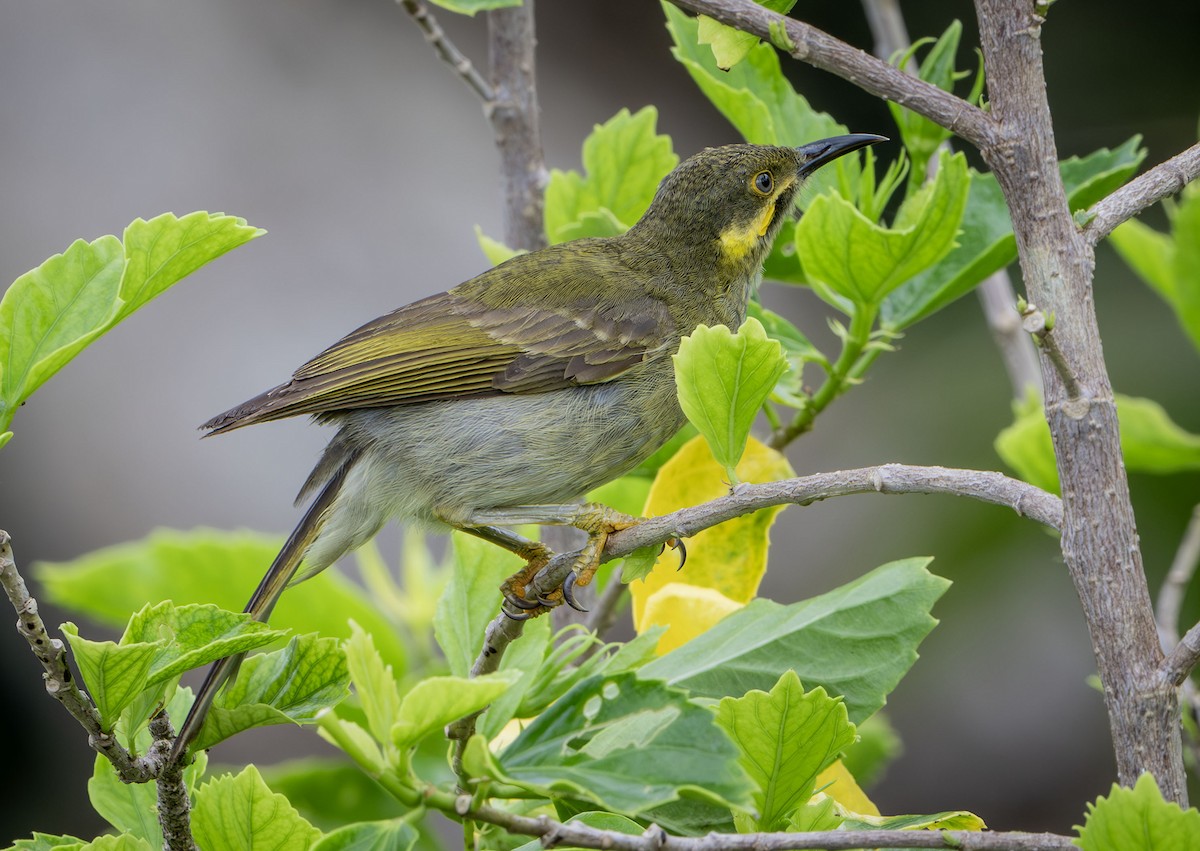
[[796, 133, 888, 177]]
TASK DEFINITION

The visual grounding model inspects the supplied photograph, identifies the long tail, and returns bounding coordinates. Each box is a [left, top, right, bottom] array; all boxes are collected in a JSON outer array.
[[170, 453, 358, 761]]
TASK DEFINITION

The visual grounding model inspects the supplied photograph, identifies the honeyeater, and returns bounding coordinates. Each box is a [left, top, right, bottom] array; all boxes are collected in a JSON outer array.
[[172, 133, 885, 757]]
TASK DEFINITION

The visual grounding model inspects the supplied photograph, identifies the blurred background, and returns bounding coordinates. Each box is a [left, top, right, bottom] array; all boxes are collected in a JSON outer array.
[[2, 0, 1198, 842]]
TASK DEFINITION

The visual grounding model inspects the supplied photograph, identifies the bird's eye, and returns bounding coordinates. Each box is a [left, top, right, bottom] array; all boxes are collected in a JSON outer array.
[[752, 171, 774, 195]]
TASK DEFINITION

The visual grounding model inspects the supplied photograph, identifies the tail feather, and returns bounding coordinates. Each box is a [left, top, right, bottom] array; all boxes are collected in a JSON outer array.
[[170, 451, 359, 761]]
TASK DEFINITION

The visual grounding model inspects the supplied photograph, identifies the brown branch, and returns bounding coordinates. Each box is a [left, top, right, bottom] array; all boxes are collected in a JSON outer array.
[[454, 798, 1077, 850], [1082, 140, 1200, 245], [0, 529, 160, 783], [666, 0, 996, 150], [603, 464, 1062, 559], [487, 1, 547, 251], [1161, 621, 1200, 688], [975, 0, 1184, 804]]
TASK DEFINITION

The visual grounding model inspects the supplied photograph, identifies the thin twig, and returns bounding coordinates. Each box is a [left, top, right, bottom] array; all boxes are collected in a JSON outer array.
[[1082, 140, 1200, 245], [667, 0, 997, 149], [0, 530, 159, 783], [1156, 504, 1200, 649], [397, 0, 494, 103], [602, 464, 1062, 561], [449, 796, 1077, 850], [1161, 621, 1200, 688], [1019, 303, 1081, 401], [979, 272, 1043, 399]]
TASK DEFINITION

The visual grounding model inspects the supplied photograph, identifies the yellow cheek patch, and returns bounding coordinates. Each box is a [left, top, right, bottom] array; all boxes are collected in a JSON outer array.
[[718, 201, 776, 261]]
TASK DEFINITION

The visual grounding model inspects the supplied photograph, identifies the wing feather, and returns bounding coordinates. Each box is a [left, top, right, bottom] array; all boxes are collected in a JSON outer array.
[[203, 243, 672, 435]]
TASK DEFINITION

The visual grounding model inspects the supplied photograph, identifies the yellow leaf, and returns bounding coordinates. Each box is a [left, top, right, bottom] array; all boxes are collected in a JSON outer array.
[[814, 760, 880, 817], [640, 583, 743, 655], [631, 435, 793, 632]]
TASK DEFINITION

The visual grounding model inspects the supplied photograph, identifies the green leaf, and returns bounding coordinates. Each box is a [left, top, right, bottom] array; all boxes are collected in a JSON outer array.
[[664, 4, 851, 204], [641, 557, 949, 723], [473, 226, 523, 267], [34, 528, 407, 674], [124, 601, 287, 685], [841, 810, 985, 830], [796, 151, 969, 308], [115, 213, 262, 326], [1075, 773, 1200, 851], [391, 672, 517, 750], [887, 22, 975, 180], [6, 833, 87, 850], [1110, 187, 1200, 354], [500, 672, 755, 816], [311, 820, 420, 851], [192, 765, 322, 851], [673, 318, 787, 483], [716, 670, 856, 831], [59, 623, 160, 729], [696, 0, 796, 71], [258, 758, 407, 832], [545, 107, 677, 245], [882, 137, 1144, 329], [786, 795, 844, 832], [344, 623, 404, 749], [0, 213, 261, 437], [0, 235, 124, 433], [78, 837, 155, 851], [425, 0, 520, 14], [995, 392, 1200, 493], [432, 530, 525, 677], [195, 634, 350, 750]]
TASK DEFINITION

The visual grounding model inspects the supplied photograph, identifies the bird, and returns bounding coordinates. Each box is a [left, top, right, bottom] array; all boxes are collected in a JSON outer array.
[[171, 133, 886, 759]]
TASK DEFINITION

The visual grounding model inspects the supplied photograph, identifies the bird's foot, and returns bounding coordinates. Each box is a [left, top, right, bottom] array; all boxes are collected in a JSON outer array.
[[500, 504, 639, 620]]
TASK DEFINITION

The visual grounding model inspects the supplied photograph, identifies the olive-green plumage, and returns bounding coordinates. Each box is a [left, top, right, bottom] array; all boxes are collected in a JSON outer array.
[[173, 134, 884, 757]]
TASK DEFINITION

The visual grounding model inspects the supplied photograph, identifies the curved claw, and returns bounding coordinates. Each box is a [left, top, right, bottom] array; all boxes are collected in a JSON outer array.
[[502, 605, 537, 621], [504, 592, 541, 611], [536, 592, 561, 607], [669, 537, 687, 571], [561, 571, 590, 613]]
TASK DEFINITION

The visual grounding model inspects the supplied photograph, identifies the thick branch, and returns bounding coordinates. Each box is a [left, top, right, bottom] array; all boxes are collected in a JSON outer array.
[[975, 0, 1184, 803], [487, 2, 547, 251], [1083, 140, 1200, 245], [667, 0, 996, 149]]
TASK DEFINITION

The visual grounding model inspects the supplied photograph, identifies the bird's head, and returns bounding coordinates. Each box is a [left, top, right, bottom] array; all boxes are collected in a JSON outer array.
[[630, 134, 886, 272]]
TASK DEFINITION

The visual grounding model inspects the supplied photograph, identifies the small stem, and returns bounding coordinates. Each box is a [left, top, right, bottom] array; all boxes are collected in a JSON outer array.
[[770, 305, 876, 449], [1082, 140, 1200, 245], [0, 530, 159, 782], [398, 0, 494, 103], [1157, 504, 1200, 650]]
